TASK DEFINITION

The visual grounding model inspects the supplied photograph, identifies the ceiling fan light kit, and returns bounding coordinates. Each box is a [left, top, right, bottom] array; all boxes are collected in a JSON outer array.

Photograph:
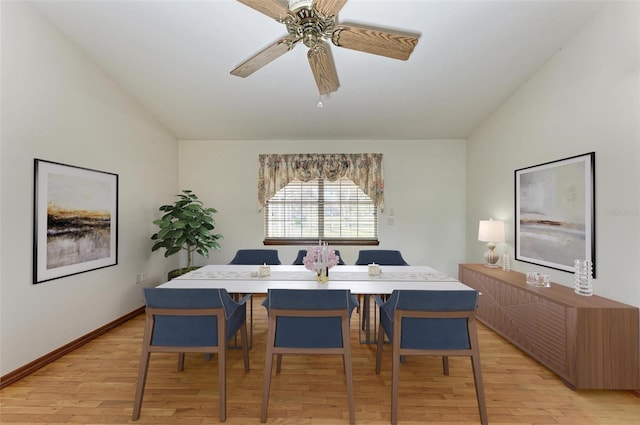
[[232, 0, 419, 96]]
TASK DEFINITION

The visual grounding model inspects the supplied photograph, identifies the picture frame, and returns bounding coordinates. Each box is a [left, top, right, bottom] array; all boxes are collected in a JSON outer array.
[[33, 159, 118, 284], [515, 152, 595, 276]]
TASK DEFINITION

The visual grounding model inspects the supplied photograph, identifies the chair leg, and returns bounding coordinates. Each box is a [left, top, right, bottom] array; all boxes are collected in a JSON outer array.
[[442, 355, 449, 375], [133, 315, 155, 421], [276, 353, 283, 373], [471, 353, 488, 425], [344, 349, 356, 425], [391, 344, 400, 425], [219, 347, 226, 422], [132, 351, 150, 421], [261, 314, 277, 424], [261, 351, 274, 423], [177, 353, 185, 372], [240, 322, 250, 373], [342, 316, 356, 425], [375, 323, 385, 374], [469, 322, 488, 425]]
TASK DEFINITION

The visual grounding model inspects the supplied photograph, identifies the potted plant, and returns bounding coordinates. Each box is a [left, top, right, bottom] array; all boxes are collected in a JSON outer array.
[[151, 190, 223, 279]]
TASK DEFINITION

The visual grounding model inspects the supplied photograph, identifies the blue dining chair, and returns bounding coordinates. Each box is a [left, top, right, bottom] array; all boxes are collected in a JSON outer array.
[[354, 249, 409, 265], [260, 289, 358, 425], [132, 288, 251, 422], [374, 290, 487, 425], [291, 249, 345, 265], [229, 249, 281, 265]]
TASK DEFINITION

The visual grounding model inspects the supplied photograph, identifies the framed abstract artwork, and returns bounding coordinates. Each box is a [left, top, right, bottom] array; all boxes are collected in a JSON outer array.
[[515, 152, 595, 276], [33, 159, 118, 284]]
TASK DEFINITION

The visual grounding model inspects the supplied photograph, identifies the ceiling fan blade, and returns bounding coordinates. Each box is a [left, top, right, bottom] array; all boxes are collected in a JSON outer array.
[[332, 24, 419, 61], [231, 37, 298, 77], [314, 0, 348, 17], [307, 41, 339, 95], [236, 0, 292, 21]]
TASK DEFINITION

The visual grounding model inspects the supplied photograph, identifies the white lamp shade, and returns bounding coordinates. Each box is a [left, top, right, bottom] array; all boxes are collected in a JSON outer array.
[[478, 219, 505, 243]]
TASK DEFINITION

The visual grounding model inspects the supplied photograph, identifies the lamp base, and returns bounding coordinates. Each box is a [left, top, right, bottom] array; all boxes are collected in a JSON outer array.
[[483, 242, 500, 268]]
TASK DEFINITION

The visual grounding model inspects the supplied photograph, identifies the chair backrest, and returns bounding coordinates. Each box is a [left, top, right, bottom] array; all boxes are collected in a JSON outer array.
[[354, 249, 409, 265], [229, 249, 281, 265], [292, 249, 345, 265], [384, 290, 478, 350], [264, 289, 358, 348], [143, 288, 233, 347]]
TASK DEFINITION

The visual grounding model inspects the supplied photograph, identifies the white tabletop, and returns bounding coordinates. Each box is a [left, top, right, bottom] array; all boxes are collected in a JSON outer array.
[[158, 264, 473, 294]]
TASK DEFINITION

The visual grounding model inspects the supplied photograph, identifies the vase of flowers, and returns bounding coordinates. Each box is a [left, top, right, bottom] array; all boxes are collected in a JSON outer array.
[[302, 242, 340, 283]]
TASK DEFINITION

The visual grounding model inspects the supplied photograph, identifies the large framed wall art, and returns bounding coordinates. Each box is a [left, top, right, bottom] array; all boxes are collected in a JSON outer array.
[[514, 152, 595, 276], [33, 159, 118, 284]]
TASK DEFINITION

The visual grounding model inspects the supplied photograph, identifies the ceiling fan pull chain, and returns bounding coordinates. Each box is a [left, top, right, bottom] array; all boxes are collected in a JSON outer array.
[[317, 95, 324, 108]]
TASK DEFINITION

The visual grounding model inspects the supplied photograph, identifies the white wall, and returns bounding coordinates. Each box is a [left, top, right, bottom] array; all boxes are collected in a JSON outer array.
[[178, 140, 467, 276], [466, 2, 640, 307], [0, 2, 179, 375]]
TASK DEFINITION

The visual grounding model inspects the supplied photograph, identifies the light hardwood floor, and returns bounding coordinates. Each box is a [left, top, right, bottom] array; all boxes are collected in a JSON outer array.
[[1, 295, 639, 424]]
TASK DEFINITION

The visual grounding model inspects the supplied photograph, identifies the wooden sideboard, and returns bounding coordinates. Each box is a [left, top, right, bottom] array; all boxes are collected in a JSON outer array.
[[459, 264, 639, 390]]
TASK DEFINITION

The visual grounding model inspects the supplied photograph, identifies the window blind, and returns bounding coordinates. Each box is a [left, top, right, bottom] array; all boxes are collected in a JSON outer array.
[[265, 177, 378, 242]]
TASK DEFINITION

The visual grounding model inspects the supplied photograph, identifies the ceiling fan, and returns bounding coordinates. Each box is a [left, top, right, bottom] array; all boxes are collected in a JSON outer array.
[[230, 0, 420, 95]]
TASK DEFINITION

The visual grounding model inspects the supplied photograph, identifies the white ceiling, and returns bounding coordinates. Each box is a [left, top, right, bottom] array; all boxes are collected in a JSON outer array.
[[30, 0, 605, 141]]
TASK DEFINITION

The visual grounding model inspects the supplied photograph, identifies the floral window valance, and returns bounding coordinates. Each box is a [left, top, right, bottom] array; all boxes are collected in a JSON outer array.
[[258, 153, 384, 210]]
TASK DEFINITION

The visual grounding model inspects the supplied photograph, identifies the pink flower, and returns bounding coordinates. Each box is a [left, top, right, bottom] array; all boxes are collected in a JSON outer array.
[[302, 245, 340, 272]]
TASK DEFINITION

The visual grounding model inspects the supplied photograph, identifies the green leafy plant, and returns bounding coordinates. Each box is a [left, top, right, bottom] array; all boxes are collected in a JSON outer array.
[[151, 190, 222, 269]]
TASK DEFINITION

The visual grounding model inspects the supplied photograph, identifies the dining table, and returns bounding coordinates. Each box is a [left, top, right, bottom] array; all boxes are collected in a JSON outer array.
[[158, 264, 474, 344]]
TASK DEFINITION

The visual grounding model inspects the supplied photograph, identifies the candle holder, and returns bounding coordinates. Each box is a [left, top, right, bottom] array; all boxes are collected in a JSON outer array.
[[574, 259, 593, 296]]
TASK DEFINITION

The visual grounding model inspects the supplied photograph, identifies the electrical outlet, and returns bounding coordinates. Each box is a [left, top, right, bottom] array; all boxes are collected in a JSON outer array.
[[135, 273, 144, 284]]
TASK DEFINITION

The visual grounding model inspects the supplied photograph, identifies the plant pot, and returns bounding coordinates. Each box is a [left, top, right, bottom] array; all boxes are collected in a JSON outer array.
[[168, 266, 200, 281]]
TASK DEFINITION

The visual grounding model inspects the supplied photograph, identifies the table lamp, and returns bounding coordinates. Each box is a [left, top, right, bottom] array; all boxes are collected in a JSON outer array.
[[478, 219, 505, 268]]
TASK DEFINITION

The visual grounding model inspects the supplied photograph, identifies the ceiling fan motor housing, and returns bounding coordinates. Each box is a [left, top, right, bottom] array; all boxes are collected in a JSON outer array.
[[288, 0, 312, 11], [286, 5, 335, 48]]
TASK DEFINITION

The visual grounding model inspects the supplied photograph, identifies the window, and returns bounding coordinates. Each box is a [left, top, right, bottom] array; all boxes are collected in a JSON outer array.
[[265, 177, 378, 245], [258, 153, 384, 245]]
